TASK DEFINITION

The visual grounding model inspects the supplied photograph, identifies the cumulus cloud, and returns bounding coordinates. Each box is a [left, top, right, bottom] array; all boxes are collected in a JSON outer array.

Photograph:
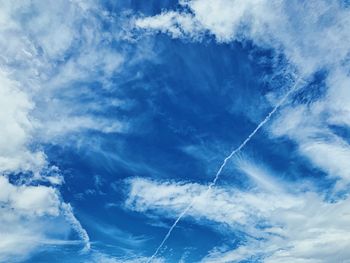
[[0, 176, 77, 262]]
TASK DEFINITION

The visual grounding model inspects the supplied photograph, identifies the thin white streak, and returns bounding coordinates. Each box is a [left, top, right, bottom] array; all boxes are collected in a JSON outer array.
[[61, 203, 91, 251], [146, 78, 304, 263]]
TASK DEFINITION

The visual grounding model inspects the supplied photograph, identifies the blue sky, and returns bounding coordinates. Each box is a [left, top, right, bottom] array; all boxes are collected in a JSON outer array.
[[1, 0, 350, 262]]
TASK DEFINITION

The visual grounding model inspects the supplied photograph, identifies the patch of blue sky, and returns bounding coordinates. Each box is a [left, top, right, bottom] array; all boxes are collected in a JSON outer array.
[[38, 25, 276, 263], [3, 0, 350, 262], [41, 17, 338, 262]]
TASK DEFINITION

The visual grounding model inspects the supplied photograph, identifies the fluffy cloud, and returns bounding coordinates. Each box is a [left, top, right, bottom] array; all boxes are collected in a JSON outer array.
[[0, 71, 46, 175], [0, 176, 72, 262], [0, 176, 60, 217]]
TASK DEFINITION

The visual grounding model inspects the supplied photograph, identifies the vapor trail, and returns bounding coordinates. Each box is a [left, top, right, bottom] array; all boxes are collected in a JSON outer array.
[[147, 78, 303, 263]]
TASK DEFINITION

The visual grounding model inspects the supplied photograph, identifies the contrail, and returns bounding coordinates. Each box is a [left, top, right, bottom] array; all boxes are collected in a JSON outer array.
[[147, 78, 303, 263]]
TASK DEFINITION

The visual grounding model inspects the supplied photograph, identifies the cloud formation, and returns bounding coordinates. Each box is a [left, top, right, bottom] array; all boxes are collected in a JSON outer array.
[[132, 1, 350, 260], [126, 163, 350, 262], [0, 0, 128, 260], [3, 0, 350, 261], [135, 0, 350, 188], [0, 176, 71, 262]]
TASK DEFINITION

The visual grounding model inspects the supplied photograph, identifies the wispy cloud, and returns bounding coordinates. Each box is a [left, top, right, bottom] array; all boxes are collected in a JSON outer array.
[[126, 169, 350, 262], [90, 252, 165, 263], [131, 3, 350, 260], [143, 77, 303, 261], [134, 0, 350, 189], [0, 0, 132, 260], [3, 0, 350, 262]]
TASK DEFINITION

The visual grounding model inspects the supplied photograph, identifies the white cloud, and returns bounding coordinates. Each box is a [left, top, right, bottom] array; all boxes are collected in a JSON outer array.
[[0, 0, 129, 260], [135, 0, 350, 73], [134, 0, 269, 43], [0, 70, 46, 175], [135, 11, 202, 40], [269, 103, 350, 186], [300, 139, 350, 183], [61, 203, 91, 251], [90, 251, 165, 263], [235, 157, 283, 192], [126, 176, 298, 233], [0, 0, 126, 144], [324, 68, 350, 127], [0, 176, 60, 216], [0, 176, 80, 262], [126, 174, 350, 262], [3, 0, 350, 261]]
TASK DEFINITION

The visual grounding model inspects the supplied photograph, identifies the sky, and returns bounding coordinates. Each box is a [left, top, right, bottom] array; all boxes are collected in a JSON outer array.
[[1, 0, 350, 262]]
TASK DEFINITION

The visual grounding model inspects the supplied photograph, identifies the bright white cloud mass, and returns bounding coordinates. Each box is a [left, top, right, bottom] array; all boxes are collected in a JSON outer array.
[[1, 0, 350, 262]]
